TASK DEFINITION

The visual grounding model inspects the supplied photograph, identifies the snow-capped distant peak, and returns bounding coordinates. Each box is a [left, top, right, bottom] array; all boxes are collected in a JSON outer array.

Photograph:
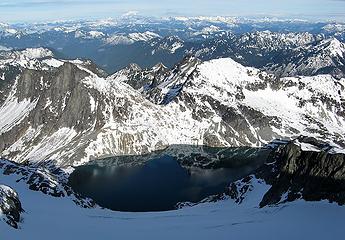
[[122, 11, 139, 17], [152, 62, 167, 71], [174, 16, 189, 21], [0, 47, 65, 71], [0, 45, 11, 51], [0, 22, 8, 28], [323, 38, 345, 57], [193, 25, 221, 36], [105, 31, 160, 45], [5, 29, 17, 35], [174, 16, 237, 25], [105, 35, 133, 45], [128, 31, 160, 42], [322, 23, 345, 33], [152, 36, 184, 54], [18, 48, 54, 60], [88, 31, 105, 38]]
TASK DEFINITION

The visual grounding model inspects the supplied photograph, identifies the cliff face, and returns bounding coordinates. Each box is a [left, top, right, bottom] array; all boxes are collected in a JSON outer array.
[[228, 137, 345, 207], [260, 137, 345, 206], [0, 62, 108, 165], [13, 63, 97, 129]]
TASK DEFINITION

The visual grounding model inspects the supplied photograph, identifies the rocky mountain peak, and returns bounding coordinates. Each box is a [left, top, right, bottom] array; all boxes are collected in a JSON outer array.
[[126, 63, 142, 72], [142, 55, 200, 105], [13, 47, 54, 60], [152, 62, 167, 72], [322, 38, 345, 58]]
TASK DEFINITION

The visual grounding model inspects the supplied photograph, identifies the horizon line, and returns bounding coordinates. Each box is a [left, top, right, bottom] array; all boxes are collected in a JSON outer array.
[[2, 13, 345, 25]]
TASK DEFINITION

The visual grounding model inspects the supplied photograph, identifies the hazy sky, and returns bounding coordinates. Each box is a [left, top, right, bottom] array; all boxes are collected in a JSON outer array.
[[1, 0, 345, 23]]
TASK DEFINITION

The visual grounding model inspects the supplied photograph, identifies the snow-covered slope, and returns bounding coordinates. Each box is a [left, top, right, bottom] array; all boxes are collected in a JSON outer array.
[[1, 156, 345, 239], [121, 56, 345, 145]]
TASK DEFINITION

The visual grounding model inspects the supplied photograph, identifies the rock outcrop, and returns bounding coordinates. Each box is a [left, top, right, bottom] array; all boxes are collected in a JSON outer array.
[[0, 185, 23, 229], [0, 158, 95, 208], [228, 137, 345, 207]]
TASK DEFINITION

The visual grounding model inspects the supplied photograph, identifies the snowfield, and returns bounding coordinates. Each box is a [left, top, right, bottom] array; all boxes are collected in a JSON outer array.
[[1, 172, 345, 239]]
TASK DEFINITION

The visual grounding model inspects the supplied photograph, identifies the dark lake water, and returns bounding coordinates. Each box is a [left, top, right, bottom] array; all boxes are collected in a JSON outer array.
[[69, 148, 270, 212]]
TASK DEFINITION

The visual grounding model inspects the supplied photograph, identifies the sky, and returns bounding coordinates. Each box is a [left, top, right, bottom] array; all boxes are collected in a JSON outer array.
[[0, 0, 345, 23]]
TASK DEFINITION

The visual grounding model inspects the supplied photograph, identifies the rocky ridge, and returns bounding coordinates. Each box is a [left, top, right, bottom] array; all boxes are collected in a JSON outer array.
[[0, 158, 95, 207], [0, 184, 23, 228], [0, 49, 344, 166], [267, 38, 345, 79], [0, 157, 95, 228], [228, 136, 345, 207]]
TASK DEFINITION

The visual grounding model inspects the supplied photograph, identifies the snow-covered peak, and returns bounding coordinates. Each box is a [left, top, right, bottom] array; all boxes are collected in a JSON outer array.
[[174, 16, 237, 25], [321, 38, 345, 58], [0, 45, 11, 51], [88, 18, 118, 28], [152, 62, 167, 72], [0, 47, 64, 70], [0, 23, 19, 37], [17, 48, 54, 60], [88, 31, 105, 38], [105, 31, 160, 45], [105, 35, 134, 45], [322, 23, 345, 33], [152, 35, 184, 54], [128, 31, 160, 42], [122, 11, 139, 17], [107, 63, 143, 83], [197, 58, 254, 85], [0, 47, 57, 71]]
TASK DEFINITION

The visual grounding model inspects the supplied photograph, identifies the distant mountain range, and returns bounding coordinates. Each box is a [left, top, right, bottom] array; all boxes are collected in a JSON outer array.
[[1, 17, 345, 76]]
